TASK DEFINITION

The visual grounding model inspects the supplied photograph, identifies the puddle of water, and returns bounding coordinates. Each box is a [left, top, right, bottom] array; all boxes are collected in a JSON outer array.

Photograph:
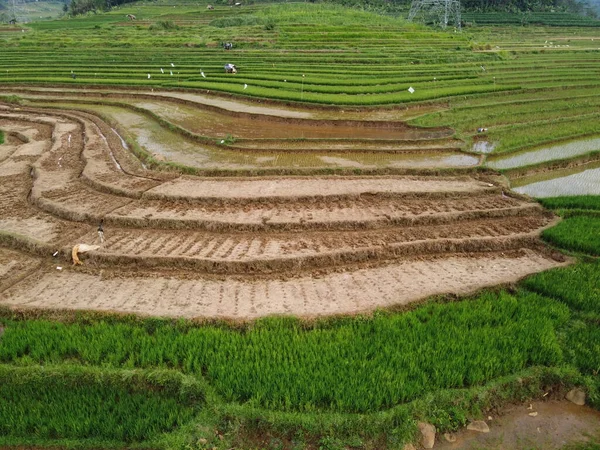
[[513, 163, 600, 198], [389, 153, 479, 168], [319, 156, 366, 168], [111, 128, 129, 149], [96, 105, 220, 168], [487, 136, 600, 170], [472, 140, 497, 154]]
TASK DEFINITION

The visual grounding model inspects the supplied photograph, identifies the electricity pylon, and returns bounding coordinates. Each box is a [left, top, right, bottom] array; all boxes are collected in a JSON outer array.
[[9, 0, 28, 23], [408, 0, 461, 29]]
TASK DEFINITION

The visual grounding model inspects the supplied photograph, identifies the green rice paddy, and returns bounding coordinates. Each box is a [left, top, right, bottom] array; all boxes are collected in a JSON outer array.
[[1, 1, 600, 448]]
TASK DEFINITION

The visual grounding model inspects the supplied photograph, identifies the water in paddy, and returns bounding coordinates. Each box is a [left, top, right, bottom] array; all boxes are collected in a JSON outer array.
[[131, 100, 448, 140], [40, 102, 477, 171], [511, 161, 600, 198], [388, 153, 478, 168], [487, 136, 600, 170], [471, 141, 496, 154]]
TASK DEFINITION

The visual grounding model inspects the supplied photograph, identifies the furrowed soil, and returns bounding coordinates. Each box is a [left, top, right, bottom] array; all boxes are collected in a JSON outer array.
[[0, 95, 568, 319], [0, 250, 562, 318]]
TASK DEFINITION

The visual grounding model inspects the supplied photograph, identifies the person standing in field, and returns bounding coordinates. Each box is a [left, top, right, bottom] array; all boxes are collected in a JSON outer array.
[[97, 219, 105, 244]]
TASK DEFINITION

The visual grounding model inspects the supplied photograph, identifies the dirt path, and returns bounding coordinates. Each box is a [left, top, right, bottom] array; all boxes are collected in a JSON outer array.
[[436, 401, 600, 450]]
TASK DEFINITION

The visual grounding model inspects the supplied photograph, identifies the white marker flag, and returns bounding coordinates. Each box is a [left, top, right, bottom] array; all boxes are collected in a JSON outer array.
[[243, 83, 248, 90], [408, 87, 415, 94], [148, 74, 151, 79], [171, 63, 175, 67], [201, 71, 206, 78], [170, 71, 173, 76], [161, 68, 164, 74]]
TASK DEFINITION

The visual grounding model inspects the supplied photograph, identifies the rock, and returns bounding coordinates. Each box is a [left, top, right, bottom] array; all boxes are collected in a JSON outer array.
[[443, 432, 456, 443], [566, 388, 586, 406], [418, 422, 436, 449], [402, 444, 416, 450], [551, 251, 566, 262], [529, 412, 538, 417], [467, 420, 490, 433]]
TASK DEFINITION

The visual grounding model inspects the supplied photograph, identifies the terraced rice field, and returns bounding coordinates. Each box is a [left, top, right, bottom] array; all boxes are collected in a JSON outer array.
[[0, 99, 565, 318], [2, 4, 600, 449], [1, 1, 597, 318]]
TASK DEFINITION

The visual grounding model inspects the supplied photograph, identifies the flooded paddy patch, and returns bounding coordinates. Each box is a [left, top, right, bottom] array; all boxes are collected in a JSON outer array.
[[6, 91, 449, 141], [512, 161, 600, 198], [388, 152, 479, 168], [32, 101, 476, 172], [487, 136, 600, 170], [131, 99, 444, 140], [471, 140, 497, 154]]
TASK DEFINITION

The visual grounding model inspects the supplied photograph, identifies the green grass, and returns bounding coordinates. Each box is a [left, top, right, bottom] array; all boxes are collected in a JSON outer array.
[[562, 444, 600, 450], [411, 88, 600, 154], [540, 195, 600, 211], [462, 12, 600, 27], [0, 365, 204, 444], [541, 216, 600, 256], [523, 262, 600, 315], [0, 291, 570, 413], [524, 202, 600, 383], [565, 320, 600, 376], [0, 130, 4, 144]]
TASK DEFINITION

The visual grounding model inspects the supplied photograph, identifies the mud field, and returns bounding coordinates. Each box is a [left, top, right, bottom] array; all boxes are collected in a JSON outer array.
[[437, 400, 600, 450], [0, 94, 568, 319]]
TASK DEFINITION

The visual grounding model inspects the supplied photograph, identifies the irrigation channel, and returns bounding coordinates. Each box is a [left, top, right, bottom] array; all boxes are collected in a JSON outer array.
[[0, 87, 570, 319]]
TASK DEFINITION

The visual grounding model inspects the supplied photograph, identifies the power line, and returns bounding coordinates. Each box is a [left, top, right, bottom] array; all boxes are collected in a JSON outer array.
[[408, 0, 461, 29]]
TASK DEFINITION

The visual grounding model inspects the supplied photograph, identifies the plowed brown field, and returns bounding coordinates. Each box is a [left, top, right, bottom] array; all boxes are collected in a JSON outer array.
[[0, 97, 568, 319]]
